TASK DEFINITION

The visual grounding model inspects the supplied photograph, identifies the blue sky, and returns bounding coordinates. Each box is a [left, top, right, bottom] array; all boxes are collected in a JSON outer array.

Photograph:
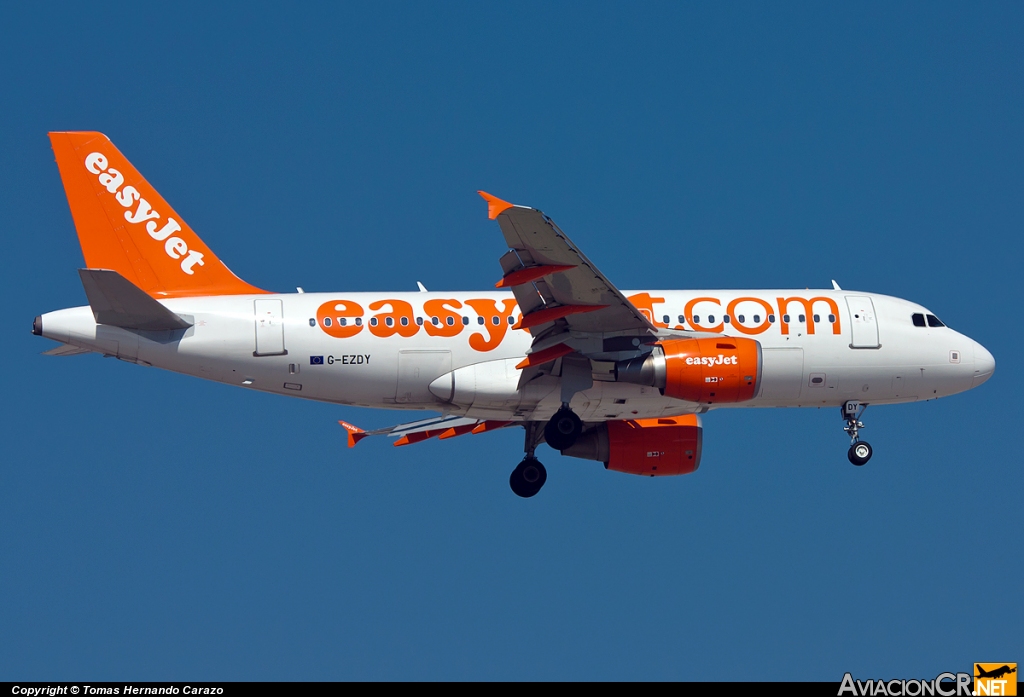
[[1, 2, 1020, 680]]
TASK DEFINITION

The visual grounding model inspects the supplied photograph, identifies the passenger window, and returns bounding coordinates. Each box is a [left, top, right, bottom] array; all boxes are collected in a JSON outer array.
[[693, 315, 700, 324], [783, 314, 790, 323], [432, 316, 439, 326], [828, 314, 836, 323], [798, 314, 806, 323], [753, 314, 761, 323], [662, 315, 670, 324], [723, 315, 731, 323], [370, 317, 378, 327], [400, 317, 409, 326], [323, 317, 332, 327], [462, 316, 469, 325], [768, 315, 775, 323], [355, 318, 362, 326], [927, 314, 945, 327], [308, 318, 316, 327], [678, 315, 685, 325], [416, 317, 424, 326], [446, 316, 454, 326], [738, 315, 745, 323], [477, 316, 484, 325], [339, 318, 347, 326], [492, 316, 499, 325], [385, 317, 394, 327], [912, 313, 926, 327], [508, 316, 515, 325], [708, 315, 716, 323], [813, 314, 820, 323]]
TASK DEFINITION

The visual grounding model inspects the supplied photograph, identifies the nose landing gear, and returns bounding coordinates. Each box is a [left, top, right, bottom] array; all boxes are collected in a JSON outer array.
[[842, 401, 873, 466]]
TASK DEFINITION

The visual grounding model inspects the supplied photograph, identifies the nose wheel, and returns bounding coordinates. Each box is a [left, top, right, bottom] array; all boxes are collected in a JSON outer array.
[[848, 441, 872, 466], [842, 401, 873, 466]]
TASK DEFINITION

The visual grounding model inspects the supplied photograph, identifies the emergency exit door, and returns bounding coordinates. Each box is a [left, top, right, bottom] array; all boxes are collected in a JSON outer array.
[[254, 299, 287, 356], [845, 296, 880, 349]]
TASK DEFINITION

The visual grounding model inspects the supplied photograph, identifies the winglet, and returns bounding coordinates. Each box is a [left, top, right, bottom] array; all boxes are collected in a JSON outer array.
[[338, 420, 368, 448], [478, 191, 514, 220]]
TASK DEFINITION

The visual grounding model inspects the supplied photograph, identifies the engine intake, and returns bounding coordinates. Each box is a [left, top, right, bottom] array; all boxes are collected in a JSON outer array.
[[562, 415, 703, 476], [616, 337, 762, 404]]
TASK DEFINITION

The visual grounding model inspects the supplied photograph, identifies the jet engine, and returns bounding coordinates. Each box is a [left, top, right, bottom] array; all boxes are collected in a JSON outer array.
[[562, 415, 703, 476], [616, 337, 762, 404]]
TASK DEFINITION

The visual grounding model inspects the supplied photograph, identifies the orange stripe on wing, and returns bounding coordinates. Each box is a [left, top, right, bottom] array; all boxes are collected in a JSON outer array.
[[515, 343, 575, 369], [393, 429, 447, 447], [514, 304, 608, 330], [471, 420, 513, 434], [438, 424, 477, 440], [495, 264, 576, 288]]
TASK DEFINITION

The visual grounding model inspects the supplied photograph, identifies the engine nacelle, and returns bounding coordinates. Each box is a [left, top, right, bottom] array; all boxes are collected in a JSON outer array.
[[616, 337, 762, 404], [562, 415, 703, 476]]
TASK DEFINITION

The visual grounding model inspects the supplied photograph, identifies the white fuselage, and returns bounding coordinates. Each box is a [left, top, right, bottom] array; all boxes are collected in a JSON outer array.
[[38, 288, 995, 422]]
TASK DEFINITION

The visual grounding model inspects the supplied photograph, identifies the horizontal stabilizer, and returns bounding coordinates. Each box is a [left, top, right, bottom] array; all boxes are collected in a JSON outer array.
[[79, 268, 193, 331], [41, 343, 92, 357]]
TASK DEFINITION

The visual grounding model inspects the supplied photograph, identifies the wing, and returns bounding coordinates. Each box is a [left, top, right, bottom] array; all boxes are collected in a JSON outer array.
[[482, 192, 656, 340], [482, 192, 684, 393], [339, 416, 514, 448]]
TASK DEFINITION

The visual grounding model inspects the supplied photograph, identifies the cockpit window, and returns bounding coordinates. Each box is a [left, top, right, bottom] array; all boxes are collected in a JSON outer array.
[[926, 314, 945, 327], [912, 313, 926, 327]]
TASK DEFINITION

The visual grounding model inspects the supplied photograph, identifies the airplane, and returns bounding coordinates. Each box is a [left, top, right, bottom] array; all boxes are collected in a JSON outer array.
[[976, 665, 1016, 680], [33, 132, 996, 497]]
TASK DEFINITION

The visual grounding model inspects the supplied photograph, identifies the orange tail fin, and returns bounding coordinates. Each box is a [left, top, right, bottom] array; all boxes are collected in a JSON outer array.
[[49, 131, 267, 298]]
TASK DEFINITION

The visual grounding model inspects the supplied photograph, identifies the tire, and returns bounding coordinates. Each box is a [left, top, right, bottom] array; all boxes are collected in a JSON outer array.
[[848, 441, 873, 466], [544, 409, 583, 451], [509, 458, 547, 498]]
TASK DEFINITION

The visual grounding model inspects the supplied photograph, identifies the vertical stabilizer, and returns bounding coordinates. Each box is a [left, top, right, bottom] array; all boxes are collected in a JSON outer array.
[[49, 131, 267, 298]]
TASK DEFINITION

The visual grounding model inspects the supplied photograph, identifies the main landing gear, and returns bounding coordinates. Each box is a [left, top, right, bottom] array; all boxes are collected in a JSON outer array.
[[544, 404, 583, 451], [509, 406, 583, 497], [510, 422, 547, 498], [842, 400, 873, 466]]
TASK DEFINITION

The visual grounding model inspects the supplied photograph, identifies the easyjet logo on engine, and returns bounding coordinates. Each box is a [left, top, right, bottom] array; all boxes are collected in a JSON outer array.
[[685, 355, 738, 366], [84, 152, 205, 275]]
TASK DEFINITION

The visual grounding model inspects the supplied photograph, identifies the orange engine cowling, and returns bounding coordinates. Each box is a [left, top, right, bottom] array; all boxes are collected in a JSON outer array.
[[562, 415, 703, 476], [616, 337, 762, 404], [660, 337, 762, 403]]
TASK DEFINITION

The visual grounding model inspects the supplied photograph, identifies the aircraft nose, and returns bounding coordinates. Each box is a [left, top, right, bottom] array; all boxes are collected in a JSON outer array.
[[972, 341, 995, 387]]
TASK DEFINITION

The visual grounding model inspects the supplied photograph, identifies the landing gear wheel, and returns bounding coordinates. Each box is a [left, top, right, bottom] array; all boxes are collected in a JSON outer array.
[[510, 458, 547, 498], [848, 441, 873, 466], [544, 408, 583, 451]]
